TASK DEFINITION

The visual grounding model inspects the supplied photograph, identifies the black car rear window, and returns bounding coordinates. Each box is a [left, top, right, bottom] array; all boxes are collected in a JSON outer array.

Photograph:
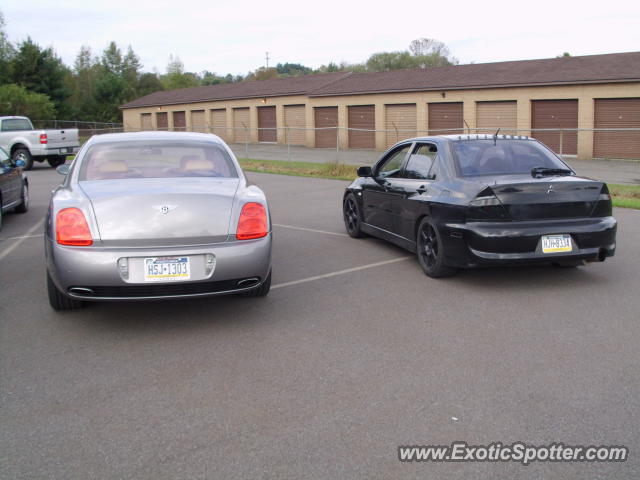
[[452, 140, 569, 176], [79, 140, 239, 181]]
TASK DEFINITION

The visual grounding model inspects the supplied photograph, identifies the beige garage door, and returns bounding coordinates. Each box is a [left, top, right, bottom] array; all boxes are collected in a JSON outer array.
[[476, 101, 517, 134], [348, 105, 375, 149], [385, 104, 417, 148], [428, 102, 463, 135], [211, 109, 227, 140], [140, 113, 152, 131], [594, 98, 640, 159], [284, 105, 306, 145], [531, 100, 578, 155], [190, 110, 205, 132], [233, 107, 250, 143]]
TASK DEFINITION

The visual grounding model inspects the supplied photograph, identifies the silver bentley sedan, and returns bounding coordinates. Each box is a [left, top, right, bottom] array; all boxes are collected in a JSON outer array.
[[45, 131, 272, 310]]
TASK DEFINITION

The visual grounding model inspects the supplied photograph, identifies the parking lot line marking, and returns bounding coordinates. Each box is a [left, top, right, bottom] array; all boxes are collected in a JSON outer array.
[[272, 256, 412, 290], [0, 233, 44, 241], [273, 223, 349, 237], [0, 218, 45, 262]]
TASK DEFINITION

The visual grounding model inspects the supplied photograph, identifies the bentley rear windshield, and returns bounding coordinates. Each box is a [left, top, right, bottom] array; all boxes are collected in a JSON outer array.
[[78, 141, 239, 181], [451, 139, 572, 177]]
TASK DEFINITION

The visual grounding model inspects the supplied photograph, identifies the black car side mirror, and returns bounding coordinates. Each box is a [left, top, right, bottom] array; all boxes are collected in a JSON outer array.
[[357, 166, 372, 177]]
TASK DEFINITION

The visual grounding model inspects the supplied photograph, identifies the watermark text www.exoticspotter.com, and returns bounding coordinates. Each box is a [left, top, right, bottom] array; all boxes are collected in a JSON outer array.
[[398, 442, 628, 466]]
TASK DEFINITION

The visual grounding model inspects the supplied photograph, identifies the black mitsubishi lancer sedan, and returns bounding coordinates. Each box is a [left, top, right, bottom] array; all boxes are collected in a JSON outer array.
[[343, 135, 616, 277]]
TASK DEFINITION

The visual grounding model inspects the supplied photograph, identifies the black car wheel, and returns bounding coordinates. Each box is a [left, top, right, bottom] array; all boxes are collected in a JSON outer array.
[[243, 270, 271, 297], [13, 148, 33, 171], [14, 183, 29, 213], [47, 156, 66, 168], [343, 193, 367, 238], [47, 271, 84, 311], [416, 218, 456, 278]]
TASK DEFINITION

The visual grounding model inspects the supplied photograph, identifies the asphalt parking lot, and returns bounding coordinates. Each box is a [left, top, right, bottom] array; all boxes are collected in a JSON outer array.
[[1, 164, 639, 479]]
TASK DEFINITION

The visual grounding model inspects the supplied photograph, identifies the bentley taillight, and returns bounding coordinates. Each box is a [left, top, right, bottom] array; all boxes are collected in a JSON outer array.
[[236, 203, 268, 240], [56, 208, 93, 246]]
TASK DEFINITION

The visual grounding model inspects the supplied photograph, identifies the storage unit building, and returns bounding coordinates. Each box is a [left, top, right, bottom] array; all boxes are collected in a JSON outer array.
[[211, 109, 227, 141], [233, 107, 250, 143], [190, 110, 205, 132]]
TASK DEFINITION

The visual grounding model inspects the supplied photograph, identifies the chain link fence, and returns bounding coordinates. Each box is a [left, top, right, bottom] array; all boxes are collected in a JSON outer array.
[[44, 121, 639, 163]]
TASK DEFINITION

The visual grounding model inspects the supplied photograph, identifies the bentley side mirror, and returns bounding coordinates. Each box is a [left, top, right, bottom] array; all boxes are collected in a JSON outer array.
[[56, 164, 71, 175], [357, 166, 372, 177]]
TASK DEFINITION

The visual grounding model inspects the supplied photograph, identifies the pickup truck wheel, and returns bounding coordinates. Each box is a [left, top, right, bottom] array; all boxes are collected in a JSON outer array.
[[47, 156, 66, 168], [47, 271, 84, 311], [13, 148, 33, 171], [14, 183, 29, 213]]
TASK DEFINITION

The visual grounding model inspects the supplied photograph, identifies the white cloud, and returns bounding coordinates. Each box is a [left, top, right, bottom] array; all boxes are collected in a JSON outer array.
[[2, 0, 639, 74]]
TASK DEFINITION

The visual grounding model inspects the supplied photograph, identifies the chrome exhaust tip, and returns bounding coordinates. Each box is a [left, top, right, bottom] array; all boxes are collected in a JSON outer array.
[[68, 287, 95, 296], [237, 277, 260, 288]]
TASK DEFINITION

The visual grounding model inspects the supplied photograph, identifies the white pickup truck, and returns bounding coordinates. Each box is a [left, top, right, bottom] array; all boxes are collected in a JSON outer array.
[[0, 116, 80, 170]]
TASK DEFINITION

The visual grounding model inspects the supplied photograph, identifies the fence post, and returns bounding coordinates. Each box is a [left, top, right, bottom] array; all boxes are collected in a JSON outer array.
[[244, 126, 249, 159], [286, 127, 291, 162], [559, 129, 564, 157]]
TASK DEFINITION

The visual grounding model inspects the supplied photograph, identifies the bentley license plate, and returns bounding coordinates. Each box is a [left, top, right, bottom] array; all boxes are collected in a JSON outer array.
[[541, 235, 572, 253], [144, 256, 190, 282]]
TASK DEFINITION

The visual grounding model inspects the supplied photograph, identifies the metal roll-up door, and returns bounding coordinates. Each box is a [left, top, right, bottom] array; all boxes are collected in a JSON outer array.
[[284, 105, 306, 145], [348, 105, 375, 149], [172, 111, 186, 131], [428, 102, 463, 135], [156, 112, 168, 131], [314, 106, 338, 148], [233, 108, 250, 143], [141, 113, 152, 131], [476, 101, 517, 134], [190, 110, 205, 132], [257, 106, 277, 142], [211, 109, 227, 140], [531, 100, 578, 155], [385, 104, 417, 148], [594, 98, 640, 159]]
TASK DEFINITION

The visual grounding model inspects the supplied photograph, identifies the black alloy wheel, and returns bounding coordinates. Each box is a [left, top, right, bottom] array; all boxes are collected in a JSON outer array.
[[343, 193, 366, 238], [416, 218, 456, 278]]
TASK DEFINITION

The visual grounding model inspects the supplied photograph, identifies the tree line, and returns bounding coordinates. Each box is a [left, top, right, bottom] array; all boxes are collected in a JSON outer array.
[[0, 10, 458, 123]]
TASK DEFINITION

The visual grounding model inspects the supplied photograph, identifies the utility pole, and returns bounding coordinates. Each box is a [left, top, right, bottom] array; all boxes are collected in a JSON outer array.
[[265, 51, 270, 68]]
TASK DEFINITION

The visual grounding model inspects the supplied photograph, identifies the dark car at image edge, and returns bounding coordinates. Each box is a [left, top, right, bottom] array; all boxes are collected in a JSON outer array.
[[343, 135, 616, 277]]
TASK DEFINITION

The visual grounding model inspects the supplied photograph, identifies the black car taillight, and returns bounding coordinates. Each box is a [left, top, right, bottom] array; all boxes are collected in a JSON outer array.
[[466, 187, 510, 221], [591, 184, 613, 217]]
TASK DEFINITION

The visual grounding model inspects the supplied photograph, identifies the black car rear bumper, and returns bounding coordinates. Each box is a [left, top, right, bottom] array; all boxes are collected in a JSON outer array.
[[443, 216, 616, 267]]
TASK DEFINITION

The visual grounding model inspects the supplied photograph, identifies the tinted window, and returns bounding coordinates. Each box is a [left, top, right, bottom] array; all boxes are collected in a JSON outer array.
[[0, 147, 9, 163], [1, 118, 32, 132], [452, 140, 569, 176], [403, 143, 437, 179], [377, 144, 411, 178], [79, 141, 238, 181]]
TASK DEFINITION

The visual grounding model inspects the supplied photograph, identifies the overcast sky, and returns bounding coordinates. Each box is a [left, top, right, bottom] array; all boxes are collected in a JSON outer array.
[[2, 0, 639, 75]]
